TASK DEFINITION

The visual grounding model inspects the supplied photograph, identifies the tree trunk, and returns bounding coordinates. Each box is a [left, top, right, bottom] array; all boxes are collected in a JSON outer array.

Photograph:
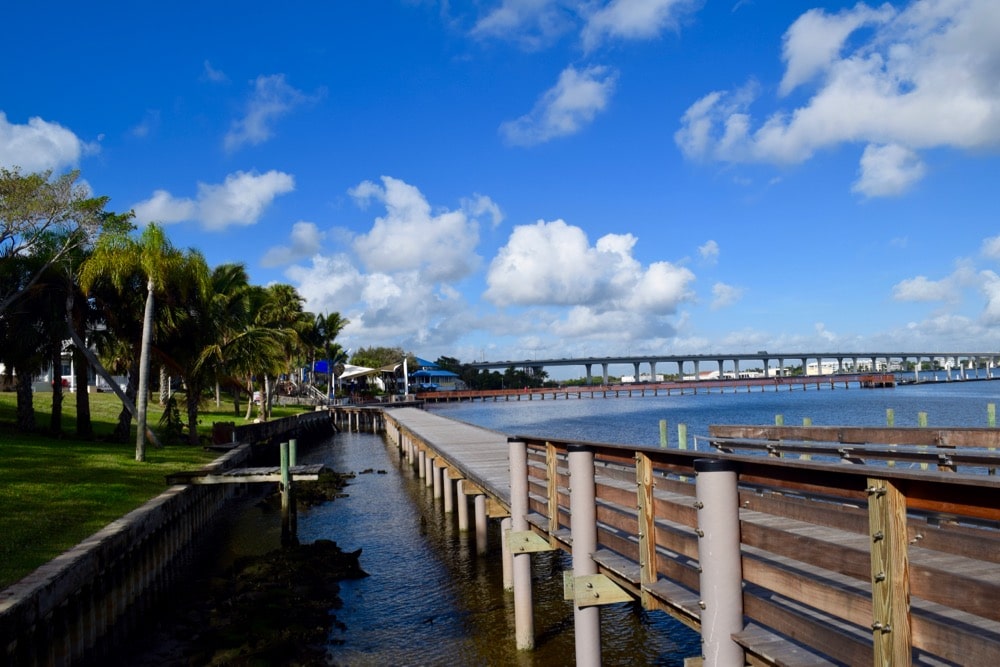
[[159, 365, 169, 406], [113, 357, 140, 443], [135, 278, 155, 461], [186, 379, 201, 446], [15, 370, 35, 432], [244, 378, 255, 421], [49, 342, 63, 435], [72, 341, 92, 439]]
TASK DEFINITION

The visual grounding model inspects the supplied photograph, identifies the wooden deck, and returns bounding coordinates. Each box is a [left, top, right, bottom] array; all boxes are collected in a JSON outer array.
[[379, 408, 1000, 666]]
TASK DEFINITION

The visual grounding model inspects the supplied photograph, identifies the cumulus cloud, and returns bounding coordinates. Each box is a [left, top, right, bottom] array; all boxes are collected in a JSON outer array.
[[852, 143, 926, 197], [710, 282, 744, 310], [261, 221, 325, 267], [202, 60, 228, 83], [980, 270, 1000, 325], [132, 170, 295, 230], [698, 239, 719, 264], [779, 4, 894, 96], [500, 65, 618, 146], [892, 261, 979, 303], [485, 218, 695, 315], [349, 176, 483, 281], [581, 0, 700, 51], [0, 112, 96, 173], [675, 0, 1000, 195], [471, 0, 577, 50], [224, 74, 315, 152], [981, 235, 1000, 259]]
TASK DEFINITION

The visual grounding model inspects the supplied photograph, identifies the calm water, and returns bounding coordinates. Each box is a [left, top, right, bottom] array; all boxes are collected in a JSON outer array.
[[222, 379, 1000, 665]]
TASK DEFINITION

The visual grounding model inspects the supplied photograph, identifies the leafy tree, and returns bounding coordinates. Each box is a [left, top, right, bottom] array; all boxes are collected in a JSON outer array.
[[0, 168, 106, 314]]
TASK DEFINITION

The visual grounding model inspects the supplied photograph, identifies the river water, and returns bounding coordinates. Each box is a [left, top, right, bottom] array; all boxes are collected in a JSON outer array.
[[220, 379, 1000, 666]]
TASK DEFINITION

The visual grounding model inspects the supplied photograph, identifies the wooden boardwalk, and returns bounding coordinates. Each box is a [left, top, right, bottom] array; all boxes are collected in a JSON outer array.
[[377, 407, 1000, 666]]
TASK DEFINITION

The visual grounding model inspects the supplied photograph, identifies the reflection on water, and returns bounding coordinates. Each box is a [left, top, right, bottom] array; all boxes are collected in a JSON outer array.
[[295, 431, 700, 666]]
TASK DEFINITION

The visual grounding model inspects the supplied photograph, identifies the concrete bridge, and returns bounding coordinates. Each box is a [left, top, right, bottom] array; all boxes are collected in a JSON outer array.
[[468, 351, 1000, 385]]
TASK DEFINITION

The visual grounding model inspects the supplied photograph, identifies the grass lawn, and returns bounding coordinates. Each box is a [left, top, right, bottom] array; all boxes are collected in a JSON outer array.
[[0, 390, 311, 589]]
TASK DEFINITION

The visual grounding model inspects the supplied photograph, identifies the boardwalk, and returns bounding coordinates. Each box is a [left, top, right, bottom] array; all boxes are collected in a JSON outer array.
[[378, 407, 1000, 666]]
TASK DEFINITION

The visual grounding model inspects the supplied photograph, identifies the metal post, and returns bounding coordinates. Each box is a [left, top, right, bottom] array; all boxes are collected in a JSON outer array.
[[568, 444, 600, 667], [694, 459, 744, 667], [509, 439, 534, 649]]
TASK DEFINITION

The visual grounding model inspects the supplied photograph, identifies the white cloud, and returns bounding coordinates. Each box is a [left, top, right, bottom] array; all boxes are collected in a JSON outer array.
[[0, 112, 96, 173], [852, 143, 926, 197], [699, 239, 719, 264], [710, 282, 744, 310], [471, 0, 576, 50], [132, 170, 295, 230], [981, 235, 1000, 259], [261, 221, 325, 267], [224, 74, 312, 152], [350, 176, 482, 281], [676, 0, 1000, 195], [131, 189, 197, 225], [980, 270, 1000, 325], [485, 218, 695, 314], [891, 261, 978, 303], [462, 194, 505, 228], [582, 0, 699, 51], [500, 65, 618, 146], [779, 4, 894, 96], [202, 60, 228, 83]]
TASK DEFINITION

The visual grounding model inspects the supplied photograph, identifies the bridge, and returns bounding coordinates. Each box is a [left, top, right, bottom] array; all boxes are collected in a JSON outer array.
[[467, 351, 1000, 384], [374, 406, 1000, 666]]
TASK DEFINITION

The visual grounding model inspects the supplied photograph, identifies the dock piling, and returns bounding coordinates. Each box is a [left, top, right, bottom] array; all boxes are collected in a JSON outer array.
[[568, 444, 601, 667], [694, 459, 744, 667]]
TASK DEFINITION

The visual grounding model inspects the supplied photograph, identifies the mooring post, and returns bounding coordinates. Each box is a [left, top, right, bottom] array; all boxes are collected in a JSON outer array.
[[289, 438, 298, 539], [659, 419, 668, 447], [280, 441, 292, 546], [694, 459, 745, 667], [508, 439, 535, 649], [568, 443, 601, 667]]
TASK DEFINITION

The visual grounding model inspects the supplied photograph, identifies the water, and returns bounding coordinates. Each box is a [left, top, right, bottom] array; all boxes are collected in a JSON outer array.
[[223, 380, 1000, 665], [294, 431, 699, 666]]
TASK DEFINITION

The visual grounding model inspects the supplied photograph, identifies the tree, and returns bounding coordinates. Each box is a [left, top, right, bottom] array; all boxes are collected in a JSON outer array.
[[0, 168, 106, 314], [80, 223, 183, 461]]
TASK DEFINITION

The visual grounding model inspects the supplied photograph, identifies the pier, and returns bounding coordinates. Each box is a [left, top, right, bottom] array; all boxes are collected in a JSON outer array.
[[414, 373, 897, 402], [378, 407, 1000, 665]]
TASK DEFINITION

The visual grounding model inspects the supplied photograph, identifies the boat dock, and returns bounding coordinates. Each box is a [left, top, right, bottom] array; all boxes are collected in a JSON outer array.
[[378, 406, 1000, 666]]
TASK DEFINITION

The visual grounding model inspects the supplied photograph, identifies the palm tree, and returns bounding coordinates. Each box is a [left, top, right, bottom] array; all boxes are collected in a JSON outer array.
[[80, 223, 183, 461]]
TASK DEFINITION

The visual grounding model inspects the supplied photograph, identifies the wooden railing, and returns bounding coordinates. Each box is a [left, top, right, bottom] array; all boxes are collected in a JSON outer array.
[[512, 430, 1000, 665]]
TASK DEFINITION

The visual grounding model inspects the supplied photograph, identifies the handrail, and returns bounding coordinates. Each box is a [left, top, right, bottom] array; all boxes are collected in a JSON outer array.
[[512, 432, 1000, 665]]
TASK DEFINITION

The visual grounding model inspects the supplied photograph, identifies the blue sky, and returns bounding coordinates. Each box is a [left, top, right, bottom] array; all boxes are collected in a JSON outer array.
[[4, 0, 1000, 373]]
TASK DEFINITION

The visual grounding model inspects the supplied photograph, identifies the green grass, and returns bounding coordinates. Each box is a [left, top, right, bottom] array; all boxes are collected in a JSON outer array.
[[0, 390, 312, 589]]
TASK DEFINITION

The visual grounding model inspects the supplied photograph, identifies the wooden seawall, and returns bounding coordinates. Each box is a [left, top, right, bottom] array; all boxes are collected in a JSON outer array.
[[379, 407, 1000, 666]]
